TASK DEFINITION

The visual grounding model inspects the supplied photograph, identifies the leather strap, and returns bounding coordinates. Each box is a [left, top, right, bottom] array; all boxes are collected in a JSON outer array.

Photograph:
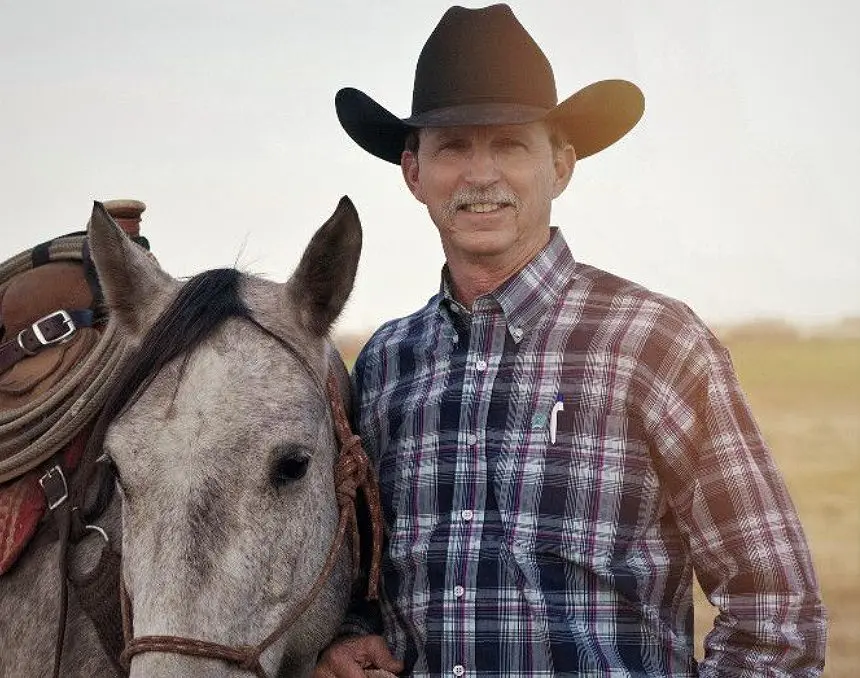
[[38, 460, 72, 678], [52, 504, 71, 678], [70, 545, 126, 675], [0, 309, 95, 376]]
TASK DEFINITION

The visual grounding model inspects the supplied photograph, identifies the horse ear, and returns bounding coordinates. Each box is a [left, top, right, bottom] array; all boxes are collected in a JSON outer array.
[[287, 196, 362, 337], [87, 201, 174, 336]]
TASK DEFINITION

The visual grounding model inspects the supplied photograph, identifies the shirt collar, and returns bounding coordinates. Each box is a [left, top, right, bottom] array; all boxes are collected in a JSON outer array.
[[437, 228, 576, 341]]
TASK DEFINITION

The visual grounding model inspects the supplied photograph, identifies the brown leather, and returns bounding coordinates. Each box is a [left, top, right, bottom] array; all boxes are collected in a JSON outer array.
[[0, 329, 98, 407], [70, 545, 125, 675], [1, 262, 93, 336], [0, 318, 97, 381], [101, 199, 146, 238], [0, 262, 98, 413]]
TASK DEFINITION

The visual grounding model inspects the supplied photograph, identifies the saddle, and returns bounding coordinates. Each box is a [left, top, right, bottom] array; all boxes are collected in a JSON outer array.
[[0, 200, 148, 575]]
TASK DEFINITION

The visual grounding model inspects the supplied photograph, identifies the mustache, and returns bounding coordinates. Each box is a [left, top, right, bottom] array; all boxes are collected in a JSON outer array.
[[449, 187, 519, 210]]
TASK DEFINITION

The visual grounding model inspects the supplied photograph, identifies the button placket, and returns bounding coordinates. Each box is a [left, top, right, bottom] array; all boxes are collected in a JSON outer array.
[[449, 305, 499, 678]]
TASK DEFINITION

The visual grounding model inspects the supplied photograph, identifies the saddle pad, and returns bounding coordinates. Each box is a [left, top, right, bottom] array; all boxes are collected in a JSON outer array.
[[0, 431, 86, 575]]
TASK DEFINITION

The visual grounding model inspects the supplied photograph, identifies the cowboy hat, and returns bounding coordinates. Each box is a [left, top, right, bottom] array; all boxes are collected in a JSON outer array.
[[336, 4, 644, 164]]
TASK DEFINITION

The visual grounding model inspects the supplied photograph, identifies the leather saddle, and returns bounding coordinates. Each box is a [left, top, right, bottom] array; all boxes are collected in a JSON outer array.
[[0, 199, 148, 575], [0, 260, 101, 411]]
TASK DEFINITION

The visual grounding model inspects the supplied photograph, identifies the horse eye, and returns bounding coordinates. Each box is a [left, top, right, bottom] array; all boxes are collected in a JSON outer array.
[[98, 452, 117, 473], [99, 453, 128, 497], [270, 450, 310, 485]]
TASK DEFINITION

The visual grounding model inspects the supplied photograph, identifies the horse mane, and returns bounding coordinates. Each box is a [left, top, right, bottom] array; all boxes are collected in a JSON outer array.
[[79, 268, 250, 511]]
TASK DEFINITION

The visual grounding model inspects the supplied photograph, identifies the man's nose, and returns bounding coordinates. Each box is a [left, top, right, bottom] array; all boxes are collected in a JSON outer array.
[[464, 147, 500, 185]]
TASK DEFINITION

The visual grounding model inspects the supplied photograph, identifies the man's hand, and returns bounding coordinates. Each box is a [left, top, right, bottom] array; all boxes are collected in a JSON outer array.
[[313, 635, 404, 678]]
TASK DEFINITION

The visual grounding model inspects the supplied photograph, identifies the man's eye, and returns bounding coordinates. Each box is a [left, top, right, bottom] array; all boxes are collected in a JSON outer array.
[[497, 137, 527, 150], [438, 139, 468, 152]]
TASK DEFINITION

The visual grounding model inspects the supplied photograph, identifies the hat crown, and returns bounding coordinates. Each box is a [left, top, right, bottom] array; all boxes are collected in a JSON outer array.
[[411, 4, 557, 115], [335, 4, 644, 163]]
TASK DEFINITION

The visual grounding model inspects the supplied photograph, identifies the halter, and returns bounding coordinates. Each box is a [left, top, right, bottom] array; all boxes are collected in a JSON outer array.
[[118, 371, 384, 677]]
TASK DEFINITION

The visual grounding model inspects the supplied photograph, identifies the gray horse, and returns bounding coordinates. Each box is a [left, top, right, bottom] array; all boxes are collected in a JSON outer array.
[[0, 198, 379, 677]]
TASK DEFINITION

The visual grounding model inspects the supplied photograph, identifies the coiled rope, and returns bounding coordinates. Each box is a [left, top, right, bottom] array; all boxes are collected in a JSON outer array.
[[0, 233, 129, 484]]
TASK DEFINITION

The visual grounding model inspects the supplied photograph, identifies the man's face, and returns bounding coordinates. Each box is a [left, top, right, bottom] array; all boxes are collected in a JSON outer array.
[[401, 121, 574, 265]]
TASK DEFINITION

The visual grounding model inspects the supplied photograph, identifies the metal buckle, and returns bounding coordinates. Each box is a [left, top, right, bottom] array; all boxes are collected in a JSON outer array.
[[16, 329, 37, 355], [39, 465, 69, 510], [32, 310, 77, 346], [84, 524, 110, 544]]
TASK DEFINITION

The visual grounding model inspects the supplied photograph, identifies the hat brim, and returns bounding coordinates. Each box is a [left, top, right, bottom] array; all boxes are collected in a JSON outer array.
[[336, 79, 644, 164]]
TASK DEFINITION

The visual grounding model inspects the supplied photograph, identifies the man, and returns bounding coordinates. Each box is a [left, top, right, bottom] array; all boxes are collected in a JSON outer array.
[[316, 5, 826, 677]]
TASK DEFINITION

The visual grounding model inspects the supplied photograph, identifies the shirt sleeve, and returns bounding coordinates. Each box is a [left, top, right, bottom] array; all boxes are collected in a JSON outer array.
[[648, 327, 827, 676], [333, 597, 384, 639]]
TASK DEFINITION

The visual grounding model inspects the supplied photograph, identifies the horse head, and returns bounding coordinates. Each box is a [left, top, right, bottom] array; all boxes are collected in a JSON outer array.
[[87, 197, 363, 677]]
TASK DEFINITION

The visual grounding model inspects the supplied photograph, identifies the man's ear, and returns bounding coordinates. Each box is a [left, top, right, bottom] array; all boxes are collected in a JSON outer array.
[[401, 150, 426, 204], [551, 143, 576, 199]]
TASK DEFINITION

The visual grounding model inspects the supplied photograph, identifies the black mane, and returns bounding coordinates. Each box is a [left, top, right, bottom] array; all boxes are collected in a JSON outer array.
[[77, 268, 249, 510], [105, 267, 249, 419]]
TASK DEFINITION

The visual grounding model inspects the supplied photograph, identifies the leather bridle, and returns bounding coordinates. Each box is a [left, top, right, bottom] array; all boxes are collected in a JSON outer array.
[[118, 371, 383, 677]]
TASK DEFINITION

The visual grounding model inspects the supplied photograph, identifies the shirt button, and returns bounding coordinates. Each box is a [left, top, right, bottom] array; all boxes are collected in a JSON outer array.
[[454, 585, 465, 598], [460, 509, 474, 521], [453, 666, 465, 677], [466, 433, 477, 445], [475, 359, 487, 372], [511, 327, 523, 342]]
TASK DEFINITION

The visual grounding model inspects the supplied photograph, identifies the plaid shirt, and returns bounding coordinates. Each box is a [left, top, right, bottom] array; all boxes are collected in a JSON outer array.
[[350, 229, 826, 677]]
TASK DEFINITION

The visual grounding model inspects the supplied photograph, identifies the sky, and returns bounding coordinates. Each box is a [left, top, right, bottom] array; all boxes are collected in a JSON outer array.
[[1, 0, 858, 335]]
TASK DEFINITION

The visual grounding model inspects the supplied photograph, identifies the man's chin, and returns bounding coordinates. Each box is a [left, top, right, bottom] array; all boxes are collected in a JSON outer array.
[[449, 231, 513, 259]]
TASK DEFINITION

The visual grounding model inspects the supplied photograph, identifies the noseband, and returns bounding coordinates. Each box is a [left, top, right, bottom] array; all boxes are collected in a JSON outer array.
[[118, 371, 383, 676]]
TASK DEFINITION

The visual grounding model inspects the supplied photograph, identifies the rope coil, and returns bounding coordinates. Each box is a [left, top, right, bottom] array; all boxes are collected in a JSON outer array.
[[0, 234, 129, 484]]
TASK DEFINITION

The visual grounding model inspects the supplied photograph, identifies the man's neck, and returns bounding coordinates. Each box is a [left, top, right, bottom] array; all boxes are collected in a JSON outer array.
[[444, 231, 551, 309]]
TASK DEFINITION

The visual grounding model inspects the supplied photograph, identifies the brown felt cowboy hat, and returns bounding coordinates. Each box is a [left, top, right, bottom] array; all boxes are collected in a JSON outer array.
[[336, 4, 644, 164]]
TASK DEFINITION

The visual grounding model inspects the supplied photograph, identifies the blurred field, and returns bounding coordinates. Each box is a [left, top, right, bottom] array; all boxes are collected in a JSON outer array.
[[337, 333, 860, 674], [694, 336, 860, 676]]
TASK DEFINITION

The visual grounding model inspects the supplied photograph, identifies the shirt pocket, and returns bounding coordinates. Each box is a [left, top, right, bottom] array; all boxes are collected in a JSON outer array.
[[498, 405, 631, 575]]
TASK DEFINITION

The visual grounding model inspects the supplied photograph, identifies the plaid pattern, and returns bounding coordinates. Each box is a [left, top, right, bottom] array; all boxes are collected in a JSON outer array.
[[351, 229, 826, 677]]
